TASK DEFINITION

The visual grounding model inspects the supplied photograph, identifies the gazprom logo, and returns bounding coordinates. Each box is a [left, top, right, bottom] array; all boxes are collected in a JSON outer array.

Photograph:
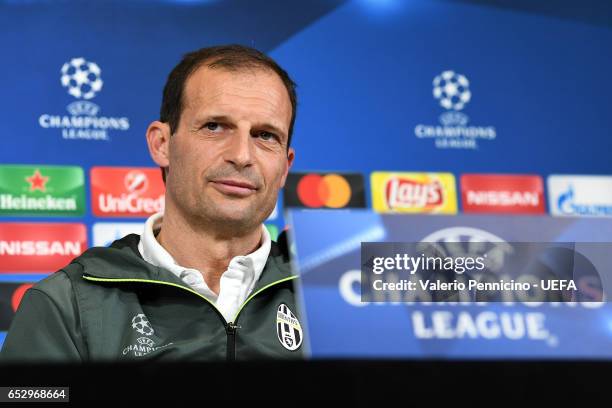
[[548, 176, 612, 217]]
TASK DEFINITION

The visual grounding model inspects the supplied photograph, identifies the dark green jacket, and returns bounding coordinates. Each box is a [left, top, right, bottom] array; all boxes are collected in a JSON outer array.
[[0, 234, 305, 362]]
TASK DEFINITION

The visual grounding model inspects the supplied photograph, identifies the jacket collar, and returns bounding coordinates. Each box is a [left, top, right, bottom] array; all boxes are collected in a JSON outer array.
[[76, 233, 295, 291]]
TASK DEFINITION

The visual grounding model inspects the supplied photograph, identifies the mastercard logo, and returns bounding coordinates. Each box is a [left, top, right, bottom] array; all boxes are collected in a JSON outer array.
[[296, 174, 352, 208], [284, 172, 366, 209]]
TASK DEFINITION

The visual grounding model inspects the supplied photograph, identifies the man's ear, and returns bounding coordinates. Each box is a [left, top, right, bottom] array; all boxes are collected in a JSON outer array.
[[146, 121, 171, 170], [280, 147, 295, 188]]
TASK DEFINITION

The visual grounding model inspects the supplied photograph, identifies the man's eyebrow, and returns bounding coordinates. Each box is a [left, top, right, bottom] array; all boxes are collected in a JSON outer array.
[[199, 114, 288, 141], [197, 114, 233, 125]]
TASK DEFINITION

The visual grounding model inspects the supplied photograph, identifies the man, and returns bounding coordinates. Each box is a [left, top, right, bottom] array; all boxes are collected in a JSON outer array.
[[0, 44, 303, 362]]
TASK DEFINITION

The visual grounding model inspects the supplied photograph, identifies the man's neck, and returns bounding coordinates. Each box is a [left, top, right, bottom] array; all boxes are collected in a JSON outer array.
[[154, 208, 263, 295]]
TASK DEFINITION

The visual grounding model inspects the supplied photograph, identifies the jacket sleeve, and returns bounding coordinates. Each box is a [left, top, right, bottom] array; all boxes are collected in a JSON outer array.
[[0, 284, 84, 363]]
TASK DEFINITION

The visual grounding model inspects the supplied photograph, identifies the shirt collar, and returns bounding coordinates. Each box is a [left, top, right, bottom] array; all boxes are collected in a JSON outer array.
[[137, 212, 271, 285]]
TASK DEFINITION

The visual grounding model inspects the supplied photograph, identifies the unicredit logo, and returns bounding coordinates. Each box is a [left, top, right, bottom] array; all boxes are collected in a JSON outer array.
[[124, 170, 148, 195], [91, 167, 165, 217], [284, 172, 366, 209]]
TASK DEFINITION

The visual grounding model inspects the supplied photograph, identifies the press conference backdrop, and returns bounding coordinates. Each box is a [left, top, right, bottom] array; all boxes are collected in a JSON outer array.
[[1, 0, 611, 356]]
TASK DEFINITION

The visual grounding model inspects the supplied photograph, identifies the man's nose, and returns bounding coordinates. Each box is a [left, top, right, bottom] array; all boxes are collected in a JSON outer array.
[[224, 128, 255, 169]]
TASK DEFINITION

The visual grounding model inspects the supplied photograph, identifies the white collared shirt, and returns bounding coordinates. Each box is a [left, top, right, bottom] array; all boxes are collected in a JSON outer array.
[[137, 212, 271, 323]]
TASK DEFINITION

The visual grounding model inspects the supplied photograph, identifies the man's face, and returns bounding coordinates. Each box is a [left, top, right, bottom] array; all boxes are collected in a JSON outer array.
[[164, 66, 294, 234]]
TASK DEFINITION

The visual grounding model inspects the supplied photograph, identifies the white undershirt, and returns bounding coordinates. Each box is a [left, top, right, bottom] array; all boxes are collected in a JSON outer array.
[[137, 212, 271, 323]]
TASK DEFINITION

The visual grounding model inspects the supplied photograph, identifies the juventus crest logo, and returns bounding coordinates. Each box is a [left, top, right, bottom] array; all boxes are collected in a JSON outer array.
[[276, 304, 303, 351]]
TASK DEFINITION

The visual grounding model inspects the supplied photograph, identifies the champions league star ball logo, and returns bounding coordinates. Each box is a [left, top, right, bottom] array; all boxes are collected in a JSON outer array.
[[433, 70, 471, 127], [413, 69, 496, 149], [121, 313, 173, 358], [433, 70, 471, 111], [131, 313, 155, 336], [38, 57, 130, 140], [60, 58, 103, 100]]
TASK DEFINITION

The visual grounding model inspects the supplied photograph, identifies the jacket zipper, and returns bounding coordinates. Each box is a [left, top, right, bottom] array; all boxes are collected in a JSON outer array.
[[224, 275, 298, 361], [225, 322, 240, 361], [82, 275, 298, 361]]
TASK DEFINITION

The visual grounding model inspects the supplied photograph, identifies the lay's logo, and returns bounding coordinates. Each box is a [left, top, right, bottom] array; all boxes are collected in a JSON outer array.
[[371, 172, 457, 214]]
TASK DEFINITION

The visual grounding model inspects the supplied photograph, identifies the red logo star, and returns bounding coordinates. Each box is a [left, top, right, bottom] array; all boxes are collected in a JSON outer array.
[[25, 169, 49, 192]]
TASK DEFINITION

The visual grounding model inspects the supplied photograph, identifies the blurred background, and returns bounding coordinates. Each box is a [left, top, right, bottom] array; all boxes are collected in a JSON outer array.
[[1, 0, 612, 357]]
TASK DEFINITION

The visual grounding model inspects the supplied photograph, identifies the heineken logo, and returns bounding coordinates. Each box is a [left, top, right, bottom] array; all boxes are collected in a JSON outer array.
[[26, 169, 49, 192], [0, 165, 85, 216]]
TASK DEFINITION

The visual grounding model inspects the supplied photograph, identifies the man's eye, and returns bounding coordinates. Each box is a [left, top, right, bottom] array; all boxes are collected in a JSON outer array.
[[204, 122, 222, 132], [257, 131, 276, 141]]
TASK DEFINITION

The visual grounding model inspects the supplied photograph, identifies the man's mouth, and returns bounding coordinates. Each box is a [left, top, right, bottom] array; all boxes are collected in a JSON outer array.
[[210, 179, 258, 197]]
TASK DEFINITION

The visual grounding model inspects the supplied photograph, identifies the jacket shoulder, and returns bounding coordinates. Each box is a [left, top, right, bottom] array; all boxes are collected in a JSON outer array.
[[31, 232, 142, 299], [1, 263, 88, 362], [272, 229, 291, 263], [31, 263, 81, 299]]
